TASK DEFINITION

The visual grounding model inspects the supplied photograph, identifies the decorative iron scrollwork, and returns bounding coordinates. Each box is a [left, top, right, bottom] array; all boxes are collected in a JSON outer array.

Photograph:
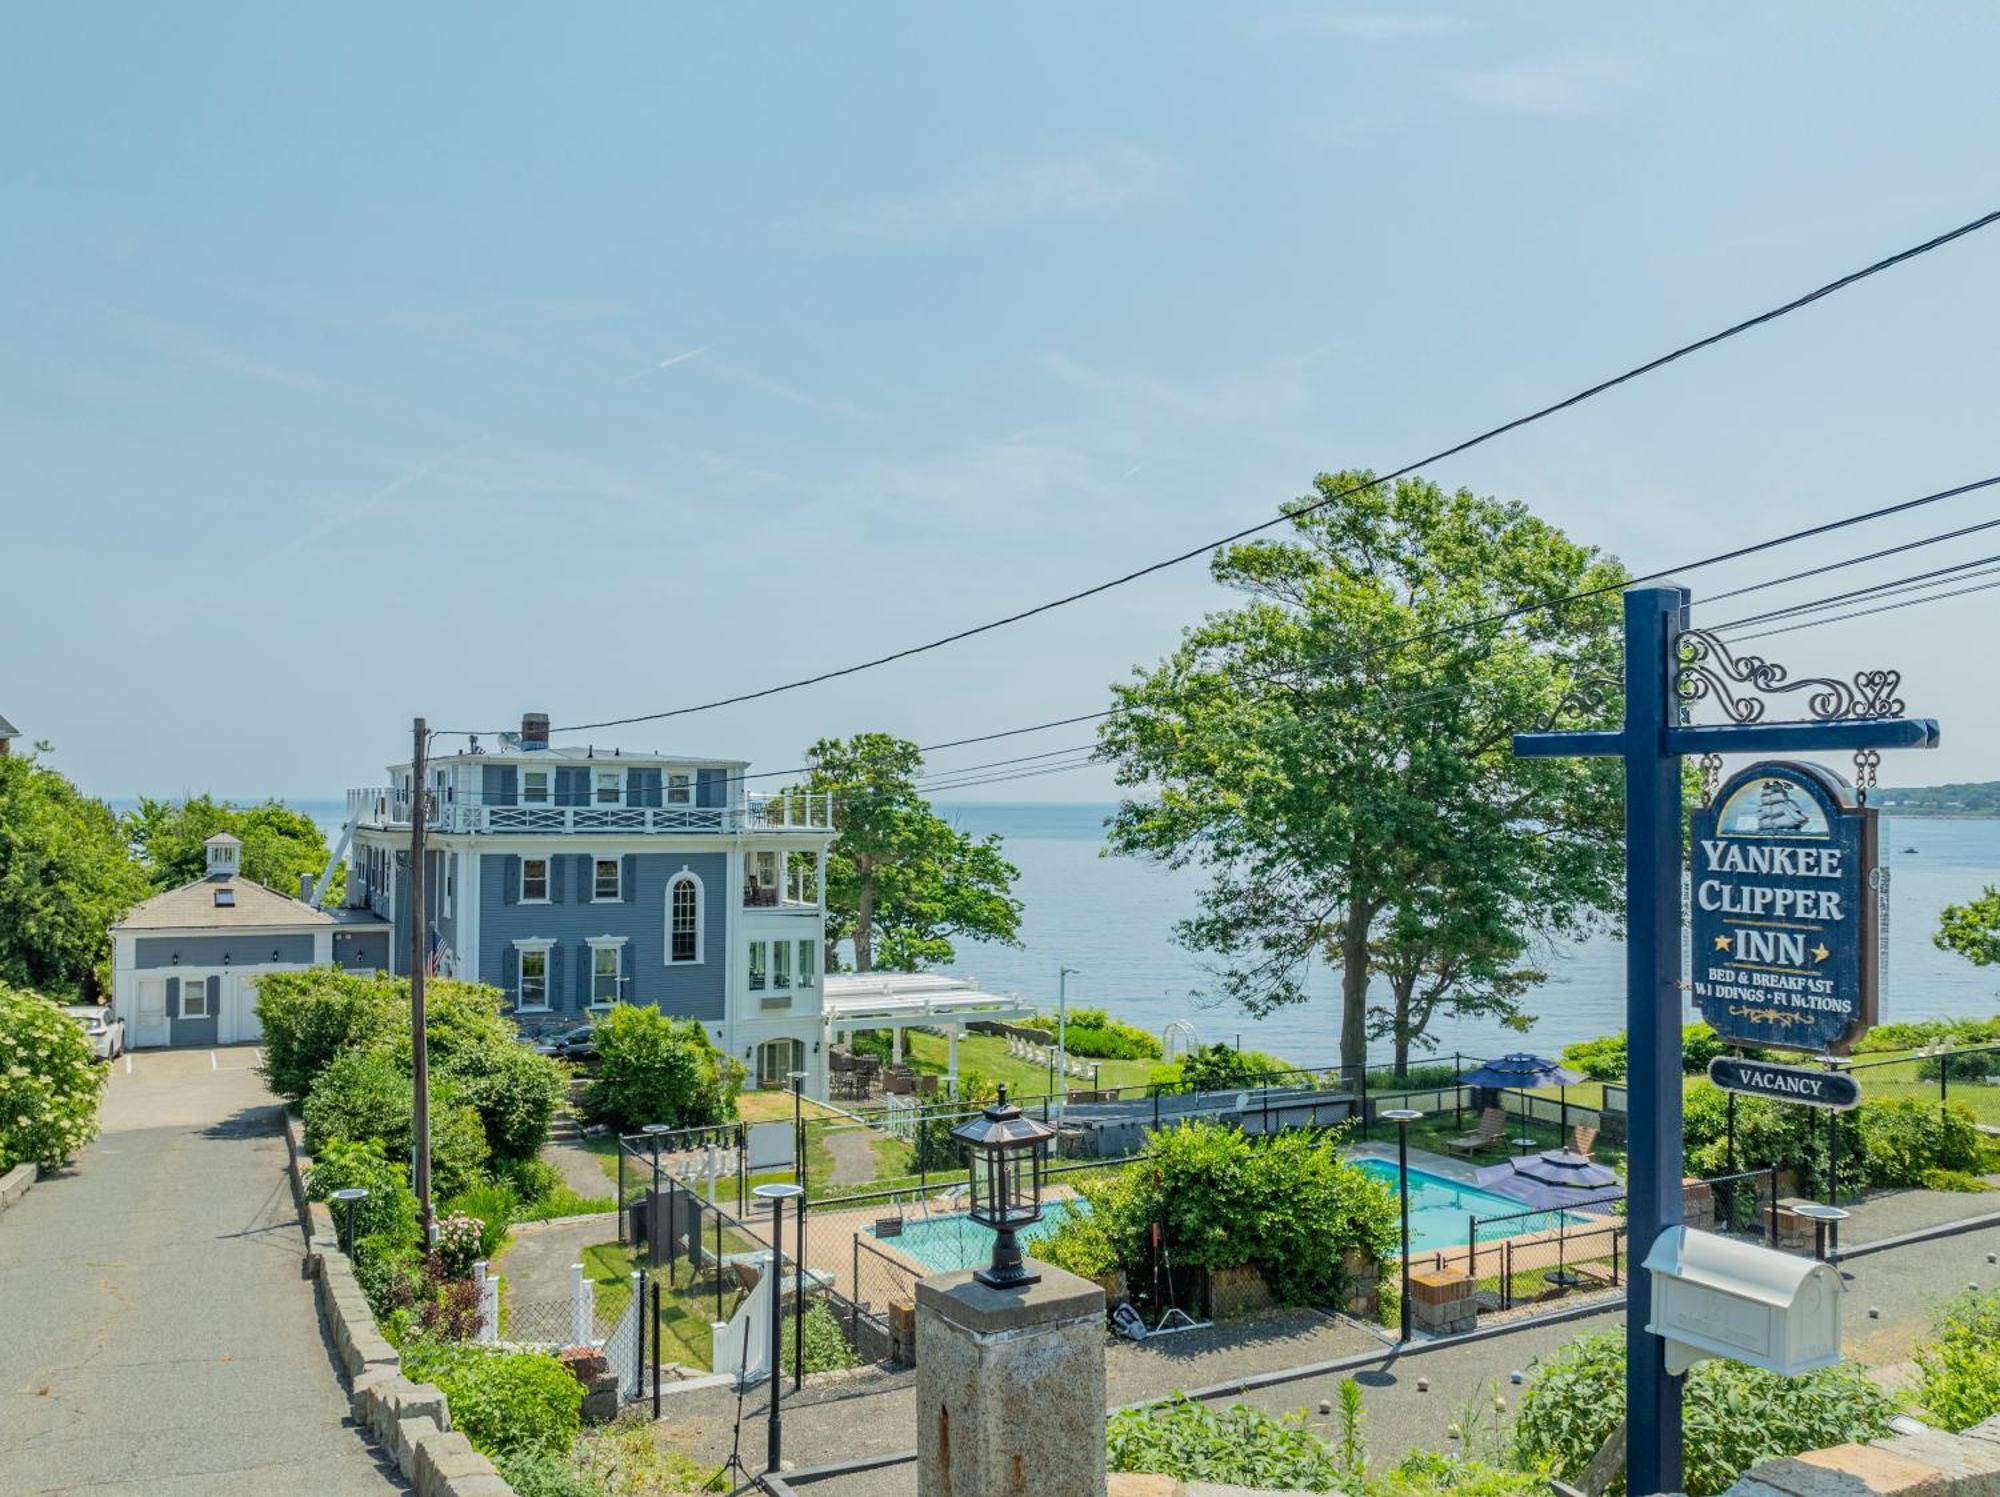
[[1673, 629, 1905, 725], [1535, 670, 1624, 733]]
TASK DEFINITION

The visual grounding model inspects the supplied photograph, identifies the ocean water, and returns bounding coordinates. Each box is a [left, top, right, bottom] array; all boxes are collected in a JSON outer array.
[[134, 796, 2000, 1071], [934, 803, 2000, 1070]]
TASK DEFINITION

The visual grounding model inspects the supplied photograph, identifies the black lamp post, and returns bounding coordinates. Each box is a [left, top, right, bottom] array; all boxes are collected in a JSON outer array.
[[642, 1122, 670, 1267], [950, 1085, 1056, 1289], [1380, 1108, 1423, 1342], [331, 1187, 369, 1255], [789, 1069, 808, 1189], [753, 1181, 804, 1473]]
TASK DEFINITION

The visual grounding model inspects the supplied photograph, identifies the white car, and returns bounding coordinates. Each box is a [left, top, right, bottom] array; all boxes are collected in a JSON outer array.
[[64, 1003, 126, 1061]]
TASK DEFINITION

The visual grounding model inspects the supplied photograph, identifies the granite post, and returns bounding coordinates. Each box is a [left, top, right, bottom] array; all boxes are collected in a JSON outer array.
[[916, 1265, 1106, 1497]]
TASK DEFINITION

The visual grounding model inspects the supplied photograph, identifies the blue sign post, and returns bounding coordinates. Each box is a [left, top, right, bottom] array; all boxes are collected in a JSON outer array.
[[1514, 584, 1935, 1497]]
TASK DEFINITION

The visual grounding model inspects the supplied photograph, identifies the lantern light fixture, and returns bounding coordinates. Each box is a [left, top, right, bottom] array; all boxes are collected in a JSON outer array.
[[950, 1084, 1056, 1290]]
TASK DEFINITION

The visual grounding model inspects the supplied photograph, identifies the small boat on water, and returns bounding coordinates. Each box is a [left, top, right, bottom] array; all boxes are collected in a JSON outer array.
[[1902, 846, 1919, 854]]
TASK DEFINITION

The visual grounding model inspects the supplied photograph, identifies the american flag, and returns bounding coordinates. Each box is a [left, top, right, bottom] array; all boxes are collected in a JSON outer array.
[[426, 926, 457, 978]]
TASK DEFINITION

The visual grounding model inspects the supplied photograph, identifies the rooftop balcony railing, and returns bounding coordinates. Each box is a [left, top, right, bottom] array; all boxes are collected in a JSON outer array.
[[346, 786, 833, 835]]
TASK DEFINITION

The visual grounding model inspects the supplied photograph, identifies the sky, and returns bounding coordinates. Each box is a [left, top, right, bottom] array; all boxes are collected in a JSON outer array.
[[5, 5, 2000, 804]]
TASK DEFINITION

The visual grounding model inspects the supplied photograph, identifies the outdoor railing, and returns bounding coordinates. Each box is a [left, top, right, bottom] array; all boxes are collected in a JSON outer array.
[[344, 786, 833, 835]]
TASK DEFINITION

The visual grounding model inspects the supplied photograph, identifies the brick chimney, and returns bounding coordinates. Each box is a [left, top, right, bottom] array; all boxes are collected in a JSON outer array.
[[520, 712, 550, 750]]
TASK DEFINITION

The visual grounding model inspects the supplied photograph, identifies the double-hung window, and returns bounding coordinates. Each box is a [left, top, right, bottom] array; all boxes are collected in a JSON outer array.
[[747, 942, 767, 992], [667, 773, 693, 806], [593, 858, 621, 901], [516, 945, 551, 1011], [595, 769, 621, 805], [180, 980, 210, 1018], [522, 769, 550, 804], [796, 940, 817, 988], [521, 858, 549, 902], [589, 941, 624, 1008], [771, 940, 792, 991]]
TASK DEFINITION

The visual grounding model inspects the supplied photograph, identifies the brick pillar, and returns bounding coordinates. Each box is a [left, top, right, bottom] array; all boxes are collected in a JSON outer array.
[[1409, 1268, 1478, 1337]]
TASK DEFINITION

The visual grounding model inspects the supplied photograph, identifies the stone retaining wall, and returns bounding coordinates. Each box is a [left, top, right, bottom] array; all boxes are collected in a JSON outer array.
[[0, 1162, 37, 1214], [1729, 1414, 2000, 1497], [282, 1112, 519, 1497]]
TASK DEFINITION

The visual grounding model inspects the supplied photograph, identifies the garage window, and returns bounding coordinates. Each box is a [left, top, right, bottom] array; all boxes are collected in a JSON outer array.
[[181, 981, 211, 1018]]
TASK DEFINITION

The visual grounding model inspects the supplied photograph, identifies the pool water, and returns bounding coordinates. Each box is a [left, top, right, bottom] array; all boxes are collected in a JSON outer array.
[[1351, 1158, 1587, 1255], [871, 1198, 1087, 1274], [868, 1163, 1589, 1272]]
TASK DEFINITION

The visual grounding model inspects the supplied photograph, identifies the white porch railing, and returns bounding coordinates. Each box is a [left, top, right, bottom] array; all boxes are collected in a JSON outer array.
[[346, 787, 833, 835]]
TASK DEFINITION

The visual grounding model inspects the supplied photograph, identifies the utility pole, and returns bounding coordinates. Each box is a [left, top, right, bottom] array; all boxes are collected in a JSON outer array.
[[409, 717, 434, 1241]]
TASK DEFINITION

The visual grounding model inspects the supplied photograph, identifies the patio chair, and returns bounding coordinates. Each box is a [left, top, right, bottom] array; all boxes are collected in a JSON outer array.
[[1445, 1106, 1507, 1156], [1570, 1123, 1599, 1160]]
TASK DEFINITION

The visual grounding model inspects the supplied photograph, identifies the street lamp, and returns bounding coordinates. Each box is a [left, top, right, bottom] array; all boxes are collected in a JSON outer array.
[[753, 1182, 805, 1473], [1052, 966, 1079, 1113], [1380, 1108, 1424, 1342], [789, 1070, 808, 1189], [331, 1187, 369, 1256], [642, 1123, 671, 1267], [951, 1085, 1056, 1289]]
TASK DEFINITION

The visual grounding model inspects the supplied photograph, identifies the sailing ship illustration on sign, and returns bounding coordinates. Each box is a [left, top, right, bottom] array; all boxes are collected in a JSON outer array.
[[1721, 776, 1829, 838]]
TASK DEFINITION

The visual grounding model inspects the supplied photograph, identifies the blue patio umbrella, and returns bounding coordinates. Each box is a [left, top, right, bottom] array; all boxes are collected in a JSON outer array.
[[1457, 1053, 1585, 1145]]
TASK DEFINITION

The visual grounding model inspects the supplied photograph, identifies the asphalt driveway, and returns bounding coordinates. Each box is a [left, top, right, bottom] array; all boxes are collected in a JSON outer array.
[[0, 1046, 407, 1495]]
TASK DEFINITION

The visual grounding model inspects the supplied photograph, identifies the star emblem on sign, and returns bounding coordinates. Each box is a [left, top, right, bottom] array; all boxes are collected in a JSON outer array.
[[1812, 943, 1831, 963], [1713, 934, 1732, 952]]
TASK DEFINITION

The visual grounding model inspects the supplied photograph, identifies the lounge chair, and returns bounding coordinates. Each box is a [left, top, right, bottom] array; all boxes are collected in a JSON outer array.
[[1570, 1123, 1599, 1160], [1445, 1106, 1507, 1156]]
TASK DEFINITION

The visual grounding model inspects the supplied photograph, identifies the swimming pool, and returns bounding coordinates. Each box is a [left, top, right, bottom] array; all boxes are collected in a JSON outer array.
[[868, 1163, 1586, 1273], [870, 1198, 1087, 1274], [1350, 1158, 1586, 1256]]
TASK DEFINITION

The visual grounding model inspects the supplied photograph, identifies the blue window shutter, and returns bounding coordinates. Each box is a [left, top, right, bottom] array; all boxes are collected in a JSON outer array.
[[550, 944, 566, 1011], [207, 976, 221, 1013], [623, 855, 637, 904], [166, 977, 180, 1018], [503, 856, 518, 906], [576, 855, 591, 901], [503, 945, 519, 1003], [576, 944, 591, 1007], [551, 856, 567, 903]]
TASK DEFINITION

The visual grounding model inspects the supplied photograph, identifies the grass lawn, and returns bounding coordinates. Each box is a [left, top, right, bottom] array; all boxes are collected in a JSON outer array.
[[736, 1090, 842, 1124], [583, 1239, 757, 1372], [888, 1026, 1157, 1098]]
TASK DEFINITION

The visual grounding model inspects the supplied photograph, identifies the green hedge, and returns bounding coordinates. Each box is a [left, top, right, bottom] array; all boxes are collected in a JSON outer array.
[[1914, 1288, 2000, 1432], [399, 1339, 583, 1464], [1513, 1330, 1895, 1497]]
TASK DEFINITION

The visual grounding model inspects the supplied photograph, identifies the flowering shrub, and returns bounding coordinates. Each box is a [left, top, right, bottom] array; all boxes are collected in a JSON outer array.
[[434, 1213, 485, 1280], [0, 981, 106, 1170], [399, 1339, 583, 1464]]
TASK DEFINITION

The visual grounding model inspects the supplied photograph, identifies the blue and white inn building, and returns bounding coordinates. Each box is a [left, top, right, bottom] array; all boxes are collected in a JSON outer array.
[[344, 712, 837, 1095]]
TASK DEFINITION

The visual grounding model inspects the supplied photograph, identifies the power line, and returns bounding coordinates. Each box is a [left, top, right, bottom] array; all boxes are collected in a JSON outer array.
[[533, 210, 2000, 734], [1706, 550, 2000, 632], [1698, 512, 2000, 607], [1722, 572, 2000, 644]]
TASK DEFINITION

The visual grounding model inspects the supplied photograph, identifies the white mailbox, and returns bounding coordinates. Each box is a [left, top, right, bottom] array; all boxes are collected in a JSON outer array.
[[1642, 1226, 1843, 1376]]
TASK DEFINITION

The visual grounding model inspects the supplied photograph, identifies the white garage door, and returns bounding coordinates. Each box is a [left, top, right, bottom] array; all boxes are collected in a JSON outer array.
[[133, 978, 170, 1049]]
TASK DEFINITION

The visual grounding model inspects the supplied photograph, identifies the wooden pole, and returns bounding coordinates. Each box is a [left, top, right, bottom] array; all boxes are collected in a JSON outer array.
[[409, 717, 434, 1240]]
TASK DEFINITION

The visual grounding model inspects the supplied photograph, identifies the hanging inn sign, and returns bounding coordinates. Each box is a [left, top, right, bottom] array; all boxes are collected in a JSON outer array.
[[1514, 592, 1934, 1497], [1690, 760, 1879, 1055]]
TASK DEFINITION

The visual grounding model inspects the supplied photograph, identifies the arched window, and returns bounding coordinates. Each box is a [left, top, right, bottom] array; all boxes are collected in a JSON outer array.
[[667, 870, 703, 964]]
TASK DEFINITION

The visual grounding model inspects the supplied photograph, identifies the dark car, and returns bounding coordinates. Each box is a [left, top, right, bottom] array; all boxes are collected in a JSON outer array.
[[530, 1023, 598, 1063]]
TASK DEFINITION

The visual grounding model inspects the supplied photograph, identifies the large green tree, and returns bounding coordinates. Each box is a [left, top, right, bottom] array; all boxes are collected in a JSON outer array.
[[1936, 887, 2000, 969], [801, 733, 1023, 972], [0, 750, 151, 998], [1099, 471, 1627, 1079], [124, 794, 341, 901]]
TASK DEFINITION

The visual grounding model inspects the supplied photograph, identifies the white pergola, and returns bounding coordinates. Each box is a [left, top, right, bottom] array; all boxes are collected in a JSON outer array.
[[819, 972, 1031, 1074]]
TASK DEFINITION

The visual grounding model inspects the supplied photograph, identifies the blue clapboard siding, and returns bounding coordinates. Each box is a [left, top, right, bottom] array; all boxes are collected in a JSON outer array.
[[333, 929, 392, 971], [479, 851, 727, 1021], [135, 934, 316, 969], [165, 976, 220, 1047]]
